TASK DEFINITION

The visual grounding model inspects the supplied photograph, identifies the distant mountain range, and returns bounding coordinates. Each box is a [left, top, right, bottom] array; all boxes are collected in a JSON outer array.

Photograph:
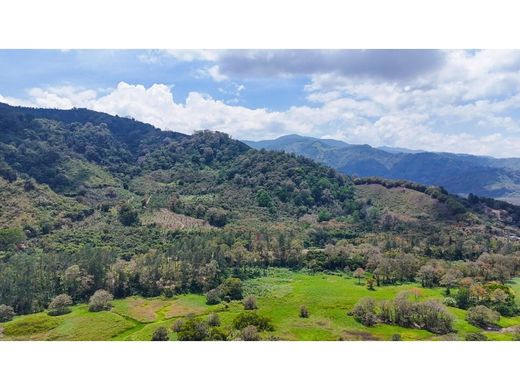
[[244, 134, 520, 205]]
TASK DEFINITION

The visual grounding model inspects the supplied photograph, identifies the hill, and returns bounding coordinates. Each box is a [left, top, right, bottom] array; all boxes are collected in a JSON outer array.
[[244, 134, 520, 204], [1, 103, 520, 341]]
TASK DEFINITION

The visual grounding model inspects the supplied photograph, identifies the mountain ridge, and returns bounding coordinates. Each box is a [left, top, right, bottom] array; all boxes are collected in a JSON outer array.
[[244, 134, 520, 204]]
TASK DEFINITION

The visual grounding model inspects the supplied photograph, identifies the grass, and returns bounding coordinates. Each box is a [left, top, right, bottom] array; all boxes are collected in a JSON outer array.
[[2, 271, 520, 341]]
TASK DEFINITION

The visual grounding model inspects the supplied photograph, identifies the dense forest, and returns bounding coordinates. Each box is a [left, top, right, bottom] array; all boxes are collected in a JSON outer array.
[[1, 102, 520, 335]]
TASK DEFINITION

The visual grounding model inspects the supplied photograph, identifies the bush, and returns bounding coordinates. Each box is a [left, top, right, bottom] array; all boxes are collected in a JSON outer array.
[[352, 297, 378, 327], [467, 305, 500, 329], [206, 208, 228, 227], [0, 304, 15, 322], [48, 294, 73, 316], [233, 312, 273, 331], [172, 319, 185, 332], [177, 318, 210, 341], [207, 313, 221, 327], [118, 204, 139, 226], [208, 327, 228, 341], [243, 295, 257, 310], [205, 288, 222, 305], [152, 327, 169, 341], [465, 333, 488, 341], [241, 325, 260, 341], [219, 278, 243, 300], [443, 297, 457, 307], [299, 305, 309, 318], [88, 289, 113, 312], [391, 334, 401, 341]]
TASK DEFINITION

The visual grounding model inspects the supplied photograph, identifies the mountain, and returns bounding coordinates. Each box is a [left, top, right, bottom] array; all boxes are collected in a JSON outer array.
[[1, 102, 520, 319], [244, 134, 520, 204]]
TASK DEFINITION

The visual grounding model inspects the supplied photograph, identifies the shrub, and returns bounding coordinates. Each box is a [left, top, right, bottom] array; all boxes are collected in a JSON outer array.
[[256, 189, 273, 208], [465, 333, 488, 341], [118, 204, 139, 226], [391, 334, 402, 341], [151, 327, 169, 341], [219, 277, 243, 300], [177, 318, 210, 341], [88, 289, 113, 312], [299, 305, 309, 318], [241, 325, 260, 341], [172, 319, 185, 332], [208, 327, 228, 341], [205, 288, 222, 305], [243, 295, 257, 310], [317, 210, 332, 222], [467, 305, 500, 329], [414, 300, 453, 334], [0, 304, 15, 322], [443, 297, 457, 307], [233, 312, 273, 331], [352, 297, 378, 327], [48, 294, 73, 316], [206, 208, 228, 227], [207, 313, 221, 327]]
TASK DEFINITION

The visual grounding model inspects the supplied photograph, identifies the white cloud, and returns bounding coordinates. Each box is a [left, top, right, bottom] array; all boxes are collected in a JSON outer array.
[[4, 53, 520, 158], [205, 65, 228, 82]]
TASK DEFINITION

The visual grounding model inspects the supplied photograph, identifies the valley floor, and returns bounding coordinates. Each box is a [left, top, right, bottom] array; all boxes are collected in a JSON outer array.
[[2, 270, 520, 341]]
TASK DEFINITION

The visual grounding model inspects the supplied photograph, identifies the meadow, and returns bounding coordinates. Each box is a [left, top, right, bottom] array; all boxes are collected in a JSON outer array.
[[2, 269, 520, 341]]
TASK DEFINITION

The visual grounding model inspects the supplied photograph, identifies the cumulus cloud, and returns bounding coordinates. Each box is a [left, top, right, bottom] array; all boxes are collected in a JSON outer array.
[[4, 50, 520, 157], [3, 79, 520, 158]]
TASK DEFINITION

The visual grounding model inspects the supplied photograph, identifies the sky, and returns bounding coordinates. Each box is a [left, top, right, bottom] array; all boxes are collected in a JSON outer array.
[[2, 49, 520, 157]]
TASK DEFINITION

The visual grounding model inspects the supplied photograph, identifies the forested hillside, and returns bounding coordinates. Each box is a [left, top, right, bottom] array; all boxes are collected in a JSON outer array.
[[245, 134, 520, 204], [1, 103, 520, 341]]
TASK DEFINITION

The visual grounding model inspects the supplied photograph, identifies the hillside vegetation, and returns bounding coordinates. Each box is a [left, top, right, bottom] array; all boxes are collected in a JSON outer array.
[[1, 103, 520, 340], [245, 134, 520, 204]]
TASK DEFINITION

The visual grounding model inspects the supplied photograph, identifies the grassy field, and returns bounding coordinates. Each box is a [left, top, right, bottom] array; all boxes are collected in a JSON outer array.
[[2, 270, 520, 341]]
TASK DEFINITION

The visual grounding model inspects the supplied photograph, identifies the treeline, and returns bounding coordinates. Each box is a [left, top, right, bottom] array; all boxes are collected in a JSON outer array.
[[2, 228, 520, 315]]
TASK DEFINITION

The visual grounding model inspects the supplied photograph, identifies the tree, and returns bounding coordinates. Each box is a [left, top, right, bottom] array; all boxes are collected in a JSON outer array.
[[88, 289, 113, 312], [256, 189, 273, 208], [0, 304, 15, 322], [317, 209, 332, 222], [151, 327, 169, 341], [440, 269, 463, 295], [466, 305, 500, 329], [299, 305, 309, 318], [207, 313, 220, 327], [48, 294, 73, 316], [220, 277, 243, 301], [177, 318, 210, 341], [241, 325, 260, 341], [243, 295, 257, 310], [172, 319, 185, 332], [351, 297, 378, 326], [353, 267, 365, 285], [206, 208, 228, 227], [0, 227, 25, 251], [118, 203, 139, 226], [205, 288, 221, 305]]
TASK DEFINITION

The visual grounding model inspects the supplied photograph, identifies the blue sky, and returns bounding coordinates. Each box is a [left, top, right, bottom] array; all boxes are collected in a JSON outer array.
[[2, 49, 520, 157]]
